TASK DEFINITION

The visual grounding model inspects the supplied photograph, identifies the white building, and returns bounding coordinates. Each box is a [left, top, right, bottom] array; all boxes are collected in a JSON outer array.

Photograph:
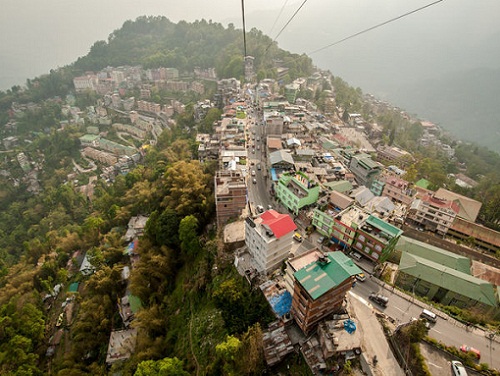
[[245, 210, 297, 274]]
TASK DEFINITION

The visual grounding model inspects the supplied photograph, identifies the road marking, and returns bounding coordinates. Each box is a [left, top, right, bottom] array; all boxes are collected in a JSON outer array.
[[348, 291, 370, 306], [427, 362, 442, 368], [394, 307, 405, 313], [430, 328, 441, 334]]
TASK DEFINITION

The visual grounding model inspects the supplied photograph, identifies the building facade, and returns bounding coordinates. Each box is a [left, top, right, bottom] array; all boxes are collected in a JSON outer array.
[[214, 170, 247, 226], [245, 210, 297, 274], [291, 252, 362, 333], [275, 171, 320, 215], [406, 193, 459, 235], [351, 215, 403, 263], [349, 154, 382, 186]]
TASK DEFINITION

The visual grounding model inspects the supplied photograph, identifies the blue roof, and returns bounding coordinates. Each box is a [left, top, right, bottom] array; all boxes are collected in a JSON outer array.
[[269, 290, 292, 317]]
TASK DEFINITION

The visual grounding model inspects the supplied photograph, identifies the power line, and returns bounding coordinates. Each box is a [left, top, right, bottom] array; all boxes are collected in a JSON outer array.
[[307, 0, 445, 56], [268, 0, 290, 36], [266, 0, 309, 51]]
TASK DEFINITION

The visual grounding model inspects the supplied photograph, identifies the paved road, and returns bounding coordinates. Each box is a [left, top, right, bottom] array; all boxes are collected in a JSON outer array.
[[352, 277, 500, 370]]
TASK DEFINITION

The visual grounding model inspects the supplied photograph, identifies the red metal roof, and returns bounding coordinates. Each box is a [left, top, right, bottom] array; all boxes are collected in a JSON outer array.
[[260, 210, 297, 239]]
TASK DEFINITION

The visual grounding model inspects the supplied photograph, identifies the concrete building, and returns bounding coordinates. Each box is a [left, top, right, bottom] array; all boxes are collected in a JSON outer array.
[[349, 154, 382, 186], [376, 145, 412, 165], [73, 74, 97, 92], [327, 206, 371, 251], [406, 193, 460, 235], [245, 210, 297, 274], [214, 170, 247, 226], [284, 248, 324, 294], [275, 171, 320, 215], [312, 192, 355, 238], [448, 217, 500, 254], [380, 175, 416, 206], [291, 252, 362, 333], [351, 215, 403, 263]]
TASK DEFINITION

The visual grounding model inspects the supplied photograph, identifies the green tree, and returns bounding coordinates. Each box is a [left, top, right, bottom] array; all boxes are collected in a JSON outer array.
[[179, 215, 199, 256], [134, 357, 189, 376]]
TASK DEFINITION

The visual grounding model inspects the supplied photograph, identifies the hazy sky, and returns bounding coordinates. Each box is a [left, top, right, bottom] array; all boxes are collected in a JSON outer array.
[[1, 0, 499, 92]]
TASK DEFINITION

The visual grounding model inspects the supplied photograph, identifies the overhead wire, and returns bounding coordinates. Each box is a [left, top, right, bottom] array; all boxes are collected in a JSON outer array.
[[268, 0, 290, 36], [307, 0, 445, 56], [266, 0, 310, 52]]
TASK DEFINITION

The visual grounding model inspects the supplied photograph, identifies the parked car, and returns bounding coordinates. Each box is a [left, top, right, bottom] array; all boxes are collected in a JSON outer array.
[[349, 251, 363, 261], [317, 236, 325, 244], [451, 360, 468, 376], [251, 170, 256, 176], [355, 273, 366, 282], [252, 178, 257, 184], [368, 293, 389, 307], [256, 205, 264, 213], [460, 345, 481, 360], [293, 232, 303, 242], [257, 164, 261, 170]]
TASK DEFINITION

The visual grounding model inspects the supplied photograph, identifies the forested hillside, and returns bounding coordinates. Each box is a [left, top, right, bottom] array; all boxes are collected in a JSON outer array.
[[0, 17, 312, 375]]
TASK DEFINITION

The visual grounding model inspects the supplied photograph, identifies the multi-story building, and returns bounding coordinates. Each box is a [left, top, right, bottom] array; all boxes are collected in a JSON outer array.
[[372, 173, 415, 204], [376, 145, 412, 165], [312, 191, 354, 238], [275, 171, 320, 215], [406, 193, 460, 235], [351, 215, 403, 263], [245, 210, 297, 274], [214, 170, 247, 226], [291, 252, 362, 333], [328, 206, 371, 251], [73, 74, 97, 92], [349, 154, 382, 186], [284, 248, 324, 294]]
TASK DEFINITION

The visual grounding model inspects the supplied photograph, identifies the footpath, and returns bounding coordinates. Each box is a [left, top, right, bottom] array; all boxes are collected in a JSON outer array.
[[348, 293, 405, 376]]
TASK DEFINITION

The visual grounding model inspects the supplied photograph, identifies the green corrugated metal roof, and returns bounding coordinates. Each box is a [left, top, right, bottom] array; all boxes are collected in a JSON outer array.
[[415, 178, 431, 188], [396, 236, 471, 273], [366, 215, 403, 238], [399, 252, 497, 306], [323, 180, 353, 193], [68, 282, 80, 293], [294, 252, 362, 300], [79, 134, 99, 142]]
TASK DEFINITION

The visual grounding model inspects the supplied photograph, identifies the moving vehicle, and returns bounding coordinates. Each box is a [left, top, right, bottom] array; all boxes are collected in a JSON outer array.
[[369, 293, 389, 307], [293, 232, 303, 242], [355, 273, 366, 282], [419, 309, 437, 323], [252, 178, 257, 184], [257, 164, 261, 170], [451, 360, 468, 376], [460, 345, 481, 360], [317, 236, 325, 244], [256, 205, 264, 213], [251, 170, 256, 176]]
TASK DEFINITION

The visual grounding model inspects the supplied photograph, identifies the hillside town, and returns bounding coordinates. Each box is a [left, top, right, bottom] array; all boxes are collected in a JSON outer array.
[[1, 55, 499, 375]]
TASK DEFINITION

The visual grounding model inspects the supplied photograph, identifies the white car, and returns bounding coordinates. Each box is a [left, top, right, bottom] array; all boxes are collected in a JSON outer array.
[[451, 360, 468, 376]]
